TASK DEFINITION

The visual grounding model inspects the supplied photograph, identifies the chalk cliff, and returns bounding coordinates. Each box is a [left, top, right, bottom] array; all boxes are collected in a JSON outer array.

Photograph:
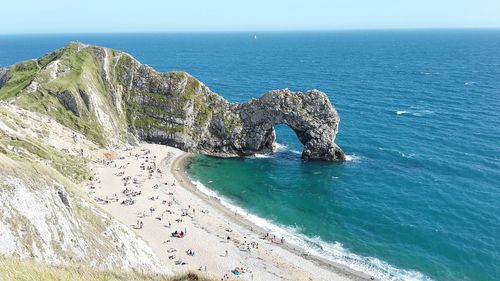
[[0, 102, 168, 274]]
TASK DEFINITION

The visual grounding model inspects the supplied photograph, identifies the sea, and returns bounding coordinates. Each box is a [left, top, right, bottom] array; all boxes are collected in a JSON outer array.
[[1, 30, 499, 281]]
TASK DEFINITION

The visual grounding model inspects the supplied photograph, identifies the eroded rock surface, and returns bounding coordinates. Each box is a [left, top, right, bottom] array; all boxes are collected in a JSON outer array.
[[230, 89, 345, 160], [0, 68, 8, 87]]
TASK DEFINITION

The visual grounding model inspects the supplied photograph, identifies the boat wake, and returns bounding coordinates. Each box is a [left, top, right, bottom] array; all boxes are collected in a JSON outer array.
[[189, 179, 432, 281]]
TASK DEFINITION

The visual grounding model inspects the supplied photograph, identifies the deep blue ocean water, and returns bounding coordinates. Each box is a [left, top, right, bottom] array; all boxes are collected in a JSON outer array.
[[1, 30, 499, 281]]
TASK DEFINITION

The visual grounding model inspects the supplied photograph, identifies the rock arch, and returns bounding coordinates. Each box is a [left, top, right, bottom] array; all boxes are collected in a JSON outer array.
[[230, 89, 346, 161]]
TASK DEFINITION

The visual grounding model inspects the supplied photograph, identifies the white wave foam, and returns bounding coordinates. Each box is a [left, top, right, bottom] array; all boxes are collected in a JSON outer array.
[[395, 109, 434, 117], [420, 71, 438, 75], [379, 148, 416, 159], [253, 154, 272, 159], [464, 81, 476, 86], [191, 180, 219, 198], [247, 142, 291, 158], [291, 150, 302, 155], [401, 152, 415, 159], [396, 110, 410, 115], [345, 154, 361, 162], [273, 142, 288, 152], [188, 179, 432, 281]]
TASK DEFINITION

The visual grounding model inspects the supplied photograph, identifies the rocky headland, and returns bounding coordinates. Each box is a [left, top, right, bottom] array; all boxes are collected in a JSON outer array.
[[0, 42, 345, 161]]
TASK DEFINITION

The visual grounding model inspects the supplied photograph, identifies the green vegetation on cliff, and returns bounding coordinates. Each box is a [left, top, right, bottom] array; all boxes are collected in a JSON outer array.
[[0, 43, 124, 147], [0, 135, 89, 183], [0, 60, 39, 100], [16, 91, 107, 147]]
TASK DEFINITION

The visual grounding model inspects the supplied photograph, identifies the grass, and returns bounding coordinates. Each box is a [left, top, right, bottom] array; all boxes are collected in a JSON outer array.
[[0, 135, 89, 183], [126, 89, 187, 136], [181, 76, 199, 101], [179, 75, 213, 128], [0, 60, 39, 100], [10, 43, 126, 147], [37, 50, 61, 69], [133, 114, 186, 134], [0, 257, 215, 281], [16, 89, 107, 147]]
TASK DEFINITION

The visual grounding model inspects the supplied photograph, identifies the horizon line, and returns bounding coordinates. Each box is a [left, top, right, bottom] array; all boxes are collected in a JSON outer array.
[[1, 26, 500, 36]]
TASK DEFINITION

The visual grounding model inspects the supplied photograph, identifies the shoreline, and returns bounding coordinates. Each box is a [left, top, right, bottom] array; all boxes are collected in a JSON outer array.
[[171, 152, 372, 281], [84, 143, 373, 280]]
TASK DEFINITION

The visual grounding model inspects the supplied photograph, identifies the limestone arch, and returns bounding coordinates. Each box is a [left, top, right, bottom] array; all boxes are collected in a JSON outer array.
[[232, 89, 345, 161]]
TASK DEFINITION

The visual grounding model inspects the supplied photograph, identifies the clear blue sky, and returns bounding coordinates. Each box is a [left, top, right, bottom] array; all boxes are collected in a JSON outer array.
[[2, 0, 500, 34]]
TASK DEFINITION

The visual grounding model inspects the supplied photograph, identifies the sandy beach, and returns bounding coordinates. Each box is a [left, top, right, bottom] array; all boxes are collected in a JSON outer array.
[[82, 143, 371, 281]]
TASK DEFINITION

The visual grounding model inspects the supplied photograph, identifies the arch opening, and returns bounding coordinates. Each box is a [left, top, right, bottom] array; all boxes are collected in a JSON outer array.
[[272, 124, 304, 154]]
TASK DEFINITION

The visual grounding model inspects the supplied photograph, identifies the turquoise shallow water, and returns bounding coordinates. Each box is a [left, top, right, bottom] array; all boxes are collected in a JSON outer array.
[[1, 30, 499, 281]]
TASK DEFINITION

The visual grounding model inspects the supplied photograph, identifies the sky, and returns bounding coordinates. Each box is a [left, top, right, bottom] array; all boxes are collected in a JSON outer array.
[[2, 0, 500, 34]]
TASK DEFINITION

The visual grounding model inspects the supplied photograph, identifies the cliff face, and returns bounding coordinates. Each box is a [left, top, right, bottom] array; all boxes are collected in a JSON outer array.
[[0, 102, 168, 274], [0, 68, 8, 88], [0, 42, 345, 161], [0, 167, 167, 274]]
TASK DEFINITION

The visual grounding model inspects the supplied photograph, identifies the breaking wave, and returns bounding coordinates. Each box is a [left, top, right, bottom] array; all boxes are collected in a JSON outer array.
[[345, 154, 361, 162], [273, 142, 289, 152]]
